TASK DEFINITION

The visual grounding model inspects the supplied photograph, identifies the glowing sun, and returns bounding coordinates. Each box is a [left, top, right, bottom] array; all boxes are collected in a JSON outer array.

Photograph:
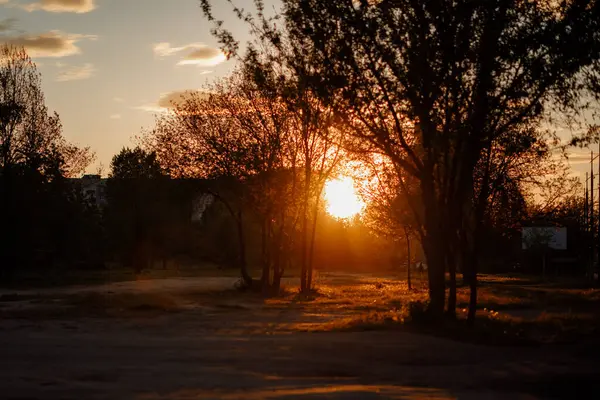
[[324, 176, 365, 219]]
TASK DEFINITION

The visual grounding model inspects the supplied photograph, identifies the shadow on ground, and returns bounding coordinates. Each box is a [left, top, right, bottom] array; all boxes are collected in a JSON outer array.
[[1, 273, 599, 399]]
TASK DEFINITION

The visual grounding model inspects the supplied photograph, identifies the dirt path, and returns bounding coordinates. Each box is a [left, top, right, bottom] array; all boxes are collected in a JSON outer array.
[[0, 276, 240, 297], [1, 275, 598, 399]]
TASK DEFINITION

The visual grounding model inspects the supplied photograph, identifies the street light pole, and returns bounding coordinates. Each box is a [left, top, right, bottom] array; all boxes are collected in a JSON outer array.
[[597, 140, 600, 283], [585, 172, 589, 231], [588, 150, 600, 283]]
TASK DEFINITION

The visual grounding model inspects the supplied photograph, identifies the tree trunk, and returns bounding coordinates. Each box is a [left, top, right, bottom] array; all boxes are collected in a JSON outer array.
[[300, 162, 312, 293], [236, 211, 252, 287], [404, 227, 412, 290], [422, 236, 446, 317], [272, 263, 283, 295], [421, 178, 446, 318], [210, 192, 252, 288], [464, 254, 478, 325], [300, 184, 309, 293], [306, 194, 322, 291], [468, 272, 477, 324], [447, 251, 457, 318], [300, 210, 308, 292], [260, 219, 270, 292]]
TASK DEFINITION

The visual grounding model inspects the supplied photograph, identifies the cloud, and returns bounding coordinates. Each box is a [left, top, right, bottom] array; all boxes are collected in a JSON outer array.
[[153, 42, 226, 67], [113, 97, 124, 103], [0, 18, 16, 33], [110, 114, 121, 120], [56, 63, 95, 81], [21, 0, 96, 13], [136, 89, 208, 113], [1, 31, 97, 58]]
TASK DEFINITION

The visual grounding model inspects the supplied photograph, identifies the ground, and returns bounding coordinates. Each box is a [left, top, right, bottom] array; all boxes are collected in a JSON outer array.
[[1, 272, 599, 399]]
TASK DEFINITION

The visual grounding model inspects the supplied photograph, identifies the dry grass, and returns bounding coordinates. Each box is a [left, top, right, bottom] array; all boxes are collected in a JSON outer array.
[[2, 271, 599, 345], [276, 273, 600, 345]]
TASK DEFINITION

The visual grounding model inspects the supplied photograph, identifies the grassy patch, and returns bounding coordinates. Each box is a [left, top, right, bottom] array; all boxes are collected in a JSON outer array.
[[3, 271, 599, 345], [297, 274, 600, 346]]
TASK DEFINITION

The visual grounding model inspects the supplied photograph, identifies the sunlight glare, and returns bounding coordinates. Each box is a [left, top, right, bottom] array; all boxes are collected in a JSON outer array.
[[324, 176, 365, 220]]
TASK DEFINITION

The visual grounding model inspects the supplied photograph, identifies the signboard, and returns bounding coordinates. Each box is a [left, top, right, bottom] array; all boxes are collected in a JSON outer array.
[[522, 227, 567, 250]]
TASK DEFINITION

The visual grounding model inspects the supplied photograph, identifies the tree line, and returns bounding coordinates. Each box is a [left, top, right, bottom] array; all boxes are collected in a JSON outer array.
[[195, 0, 600, 320], [2, 0, 600, 324]]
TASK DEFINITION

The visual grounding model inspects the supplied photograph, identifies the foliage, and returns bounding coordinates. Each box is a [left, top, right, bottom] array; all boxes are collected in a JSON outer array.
[[144, 71, 308, 292], [0, 45, 94, 177], [263, 0, 600, 318], [109, 147, 163, 179], [200, 0, 350, 293], [0, 45, 96, 282], [105, 147, 170, 272]]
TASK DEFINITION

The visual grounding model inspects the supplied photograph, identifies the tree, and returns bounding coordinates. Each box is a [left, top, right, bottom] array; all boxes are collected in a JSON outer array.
[[145, 70, 305, 293], [255, 0, 600, 319], [357, 154, 421, 290], [109, 147, 163, 179], [1, 44, 94, 280], [0, 45, 94, 177], [201, 0, 346, 293], [106, 147, 165, 272]]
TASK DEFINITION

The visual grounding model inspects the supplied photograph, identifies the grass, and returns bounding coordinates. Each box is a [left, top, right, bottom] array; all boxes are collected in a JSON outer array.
[[258, 273, 600, 345], [2, 270, 599, 345]]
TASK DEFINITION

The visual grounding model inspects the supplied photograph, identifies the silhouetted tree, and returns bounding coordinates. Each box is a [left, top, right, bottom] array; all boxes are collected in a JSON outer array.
[[203, 0, 600, 319], [106, 147, 166, 273], [0, 44, 94, 281], [145, 71, 306, 293], [109, 147, 163, 180], [201, 1, 346, 293], [357, 154, 421, 290]]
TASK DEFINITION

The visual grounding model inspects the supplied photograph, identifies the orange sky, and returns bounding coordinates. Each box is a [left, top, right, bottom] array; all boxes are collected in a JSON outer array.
[[0, 0, 281, 173], [0, 0, 596, 183]]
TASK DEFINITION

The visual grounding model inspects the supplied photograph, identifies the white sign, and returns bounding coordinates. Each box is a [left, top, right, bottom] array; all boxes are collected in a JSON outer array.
[[522, 227, 567, 250]]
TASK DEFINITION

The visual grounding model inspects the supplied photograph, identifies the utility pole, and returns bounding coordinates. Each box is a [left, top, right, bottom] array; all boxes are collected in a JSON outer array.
[[591, 151, 594, 279], [585, 172, 589, 231], [591, 151, 594, 235], [588, 150, 600, 281], [590, 150, 600, 282], [597, 140, 600, 283]]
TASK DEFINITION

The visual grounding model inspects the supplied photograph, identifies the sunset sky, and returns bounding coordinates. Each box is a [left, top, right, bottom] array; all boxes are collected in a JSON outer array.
[[0, 0, 280, 172], [0, 0, 594, 181]]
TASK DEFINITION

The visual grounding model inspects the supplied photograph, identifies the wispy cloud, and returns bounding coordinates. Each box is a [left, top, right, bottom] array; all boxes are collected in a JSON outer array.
[[136, 89, 208, 113], [21, 0, 96, 13], [0, 18, 16, 33], [113, 97, 125, 103], [110, 114, 121, 120], [56, 63, 95, 81], [153, 42, 226, 67], [1, 31, 97, 58]]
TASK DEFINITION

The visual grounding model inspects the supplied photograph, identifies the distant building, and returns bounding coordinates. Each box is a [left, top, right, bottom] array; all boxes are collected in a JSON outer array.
[[77, 174, 108, 207], [191, 192, 215, 222]]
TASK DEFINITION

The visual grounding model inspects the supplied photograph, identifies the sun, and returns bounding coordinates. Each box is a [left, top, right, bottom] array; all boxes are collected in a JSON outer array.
[[324, 176, 365, 220]]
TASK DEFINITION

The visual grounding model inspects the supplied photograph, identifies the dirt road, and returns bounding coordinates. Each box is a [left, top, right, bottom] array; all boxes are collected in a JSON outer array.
[[1, 276, 598, 399]]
